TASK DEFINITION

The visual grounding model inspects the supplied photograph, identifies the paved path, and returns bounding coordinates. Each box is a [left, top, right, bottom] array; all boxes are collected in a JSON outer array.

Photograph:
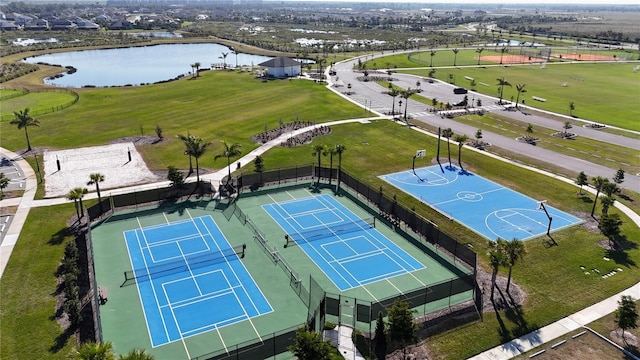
[[469, 282, 640, 359]]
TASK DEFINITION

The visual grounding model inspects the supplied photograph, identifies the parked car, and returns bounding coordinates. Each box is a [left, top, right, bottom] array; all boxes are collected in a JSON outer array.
[[453, 87, 468, 94]]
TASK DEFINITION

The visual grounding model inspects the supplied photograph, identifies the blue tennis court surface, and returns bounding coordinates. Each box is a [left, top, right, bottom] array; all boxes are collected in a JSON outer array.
[[124, 214, 272, 347], [380, 164, 582, 241], [263, 194, 425, 291]]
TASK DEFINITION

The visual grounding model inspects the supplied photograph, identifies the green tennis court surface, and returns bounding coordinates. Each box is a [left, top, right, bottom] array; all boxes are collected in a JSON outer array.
[[90, 183, 474, 359]]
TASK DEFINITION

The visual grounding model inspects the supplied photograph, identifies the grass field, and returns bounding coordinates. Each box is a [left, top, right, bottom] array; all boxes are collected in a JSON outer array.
[[1, 70, 364, 171], [402, 62, 640, 131], [364, 50, 640, 130], [0, 48, 638, 360]]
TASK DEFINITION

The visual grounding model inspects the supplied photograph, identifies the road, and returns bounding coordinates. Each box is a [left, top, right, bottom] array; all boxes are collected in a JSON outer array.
[[330, 56, 640, 192]]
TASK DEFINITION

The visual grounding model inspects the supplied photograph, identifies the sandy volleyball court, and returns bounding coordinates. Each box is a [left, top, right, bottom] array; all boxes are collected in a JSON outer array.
[[43, 143, 158, 198]]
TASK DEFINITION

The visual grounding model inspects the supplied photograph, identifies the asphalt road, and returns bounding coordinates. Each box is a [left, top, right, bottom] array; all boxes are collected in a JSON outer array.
[[331, 57, 639, 192]]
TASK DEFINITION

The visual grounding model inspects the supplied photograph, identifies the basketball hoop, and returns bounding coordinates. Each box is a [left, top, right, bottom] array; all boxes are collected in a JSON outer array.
[[415, 149, 426, 159], [536, 199, 548, 210]]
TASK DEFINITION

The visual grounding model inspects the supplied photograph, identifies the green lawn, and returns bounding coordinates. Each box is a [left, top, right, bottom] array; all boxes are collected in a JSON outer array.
[[0, 71, 364, 171], [0, 205, 78, 360], [0, 90, 78, 121], [401, 62, 640, 131], [364, 49, 640, 131]]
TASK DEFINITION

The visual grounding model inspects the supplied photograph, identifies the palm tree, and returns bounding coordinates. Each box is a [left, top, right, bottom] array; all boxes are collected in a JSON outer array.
[[214, 139, 242, 184], [400, 88, 416, 123], [476, 47, 484, 65], [515, 84, 526, 108], [452, 48, 459, 66], [496, 77, 512, 104], [429, 49, 436, 67], [488, 239, 508, 301], [499, 47, 508, 64], [504, 239, 526, 294], [189, 136, 212, 183], [569, 102, 576, 116], [388, 87, 400, 115], [118, 348, 155, 360], [328, 146, 337, 185], [453, 134, 468, 170], [10, 108, 40, 151], [176, 133, 195, 174], [590, 176, 608, 217], [442, 128, 454, 166], [312, 144, 328, 185], [87, 173, 105, 211], [334, 144, 347, 190], [67, 187, 88, 220], [601, 196, 616, 215], [220, 52, 229, 69], [71, 341, 115, 360], [194, 62, 201, 77]]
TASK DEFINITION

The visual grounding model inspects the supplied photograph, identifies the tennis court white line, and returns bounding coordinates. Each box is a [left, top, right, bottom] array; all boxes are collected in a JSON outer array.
[[133, 218, 173, 347], [182, 313, 249, 337], [188, 210, 265, 343], [123, 229, 156, 348], [165, 297, 191, 359], [266, 202, 355, 289], [141, 232, 204, 248], [164, 285, 242, 309]]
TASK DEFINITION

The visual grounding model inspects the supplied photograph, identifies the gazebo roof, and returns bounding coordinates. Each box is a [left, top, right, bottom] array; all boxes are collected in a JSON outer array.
[[258, 57, 301, 68]]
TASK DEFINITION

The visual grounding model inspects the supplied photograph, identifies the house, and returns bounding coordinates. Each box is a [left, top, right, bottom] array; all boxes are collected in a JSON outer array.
[[50, 19, 77, 31], [74, 18, 100, 30], [24, 19, 49, 31], [108, 19, 132, 30], [0, 19, 19, 31], [258, 57, 302, 78]]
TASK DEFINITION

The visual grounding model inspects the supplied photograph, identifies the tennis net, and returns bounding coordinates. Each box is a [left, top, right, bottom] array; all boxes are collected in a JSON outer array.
[[285, 217, 375, 247], [123, 243, 246, 283]]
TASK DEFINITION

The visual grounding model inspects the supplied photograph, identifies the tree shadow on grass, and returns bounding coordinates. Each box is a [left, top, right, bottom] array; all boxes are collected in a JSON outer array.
[[49, 323, 76, 354], [47, 227, 73, 246]]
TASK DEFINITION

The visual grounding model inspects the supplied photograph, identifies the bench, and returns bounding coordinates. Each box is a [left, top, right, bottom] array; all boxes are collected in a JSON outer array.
[[532, 96, 547, 102], [99, 287, 108, 305]]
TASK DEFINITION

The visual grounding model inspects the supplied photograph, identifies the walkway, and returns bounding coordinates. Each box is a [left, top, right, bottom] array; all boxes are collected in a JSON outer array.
[[469, 282, 640, 359]]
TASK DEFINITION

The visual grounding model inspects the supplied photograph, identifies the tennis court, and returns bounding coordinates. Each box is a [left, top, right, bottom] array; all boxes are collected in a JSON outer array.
[[380, 164, 582, 241], [263, 194, 425, 291], [124, 214, 272, 347]]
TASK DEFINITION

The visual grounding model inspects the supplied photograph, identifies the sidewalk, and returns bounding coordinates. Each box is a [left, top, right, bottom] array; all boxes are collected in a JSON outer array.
[[469, 282, 640, 359]]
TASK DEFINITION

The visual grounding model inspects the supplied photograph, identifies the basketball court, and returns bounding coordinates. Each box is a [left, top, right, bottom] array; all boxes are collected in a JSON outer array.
[[380, 163, 582, 241]]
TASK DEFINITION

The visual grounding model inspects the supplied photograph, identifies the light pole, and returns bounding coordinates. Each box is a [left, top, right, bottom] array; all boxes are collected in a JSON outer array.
[[398, 100, 403, 120]]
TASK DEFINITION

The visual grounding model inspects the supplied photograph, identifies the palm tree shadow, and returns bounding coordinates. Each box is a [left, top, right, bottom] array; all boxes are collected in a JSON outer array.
[[49, 324, 75, 353], [48, 227, 73, 245]]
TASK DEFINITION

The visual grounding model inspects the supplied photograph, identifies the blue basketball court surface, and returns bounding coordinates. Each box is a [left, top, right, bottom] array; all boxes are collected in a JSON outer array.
[[124, 214, 272, 347], [379, 164, 582, 241], [263, 194, 425, 291]]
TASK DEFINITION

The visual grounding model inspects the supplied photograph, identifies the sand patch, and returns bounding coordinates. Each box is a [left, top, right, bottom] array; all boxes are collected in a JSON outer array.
[[479, 55, 545, 64], [554, 53, 618, 61], [43, 143, 158, 198]]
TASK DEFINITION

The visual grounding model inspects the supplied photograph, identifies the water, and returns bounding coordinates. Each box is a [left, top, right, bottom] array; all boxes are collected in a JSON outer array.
[[23, 43, 273, 88]]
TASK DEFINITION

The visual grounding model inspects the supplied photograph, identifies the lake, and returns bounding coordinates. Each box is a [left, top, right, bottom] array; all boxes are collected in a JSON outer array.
[[23, 43, 273, 88]]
